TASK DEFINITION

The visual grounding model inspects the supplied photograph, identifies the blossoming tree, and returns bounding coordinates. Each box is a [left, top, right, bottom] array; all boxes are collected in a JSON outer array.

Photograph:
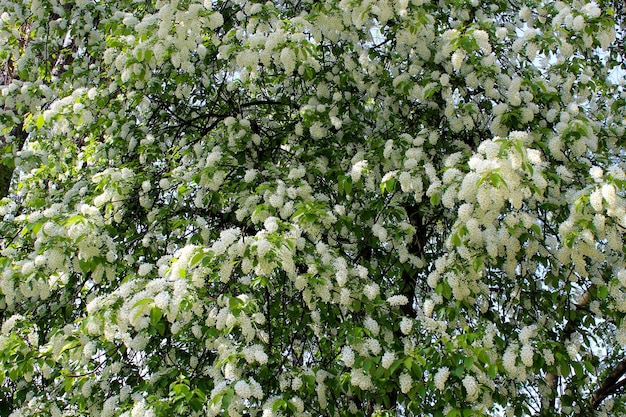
[[0, 0, 625, 416]]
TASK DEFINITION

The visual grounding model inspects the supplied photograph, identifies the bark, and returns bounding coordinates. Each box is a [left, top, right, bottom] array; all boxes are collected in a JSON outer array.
[[0, 123, 28, 199], [592, 358, 626, 409]]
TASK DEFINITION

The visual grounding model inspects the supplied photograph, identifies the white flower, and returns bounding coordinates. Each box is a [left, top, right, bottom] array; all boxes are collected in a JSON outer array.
[[1, 314, 24, 334], [268, 193, 284, 208], [503, 346, 518, 375], [46, 248, 66, 270], [101, 396, 119, 417], [518, 325, 536, 344], [351, 160, 368, 182], [235, 380, 252, 398], [581, 2, 601, 18], [590, 166, 603, 179], [291, 376, 302, 391], [520, 344, 534, 367], [387, 295, 409, 306], [309, 121, 327, 140], [462, 375, 479, 401], [264, 216, 279, 233], [602, 183, 616, 206], [237, 50, 258, 68], [400, 317, 413, 335], [138, 263, 153, 277], [372, 223, 388, 242], [367, 338, 381, 355], [363, 283, 380, 300], [382, 351, 395, 369], [154, 292, 170, 310], [495, 27, 508, 39], [566, 342, 580, 359], [434, 367, 449, 391], [590, 188, 603, 211], [364, 317, 380, 336], [249, 377, 264, 399], [399, 372, 413, 394], [423, 299, 435, 317], [519, 6, 531, 20], [342, 345, 355, 368], [291, 396, 304, 412], [350, 368, 373, 390], [451, 49, 466, 71], [527, 149, 542, 164], [244, 169, 257, 183], [572, 15, 586, 31], [280, 47, 296, 74], [208, 11, 224, 29], [473, 30, 491, 54], [156, 176, 171, 190]]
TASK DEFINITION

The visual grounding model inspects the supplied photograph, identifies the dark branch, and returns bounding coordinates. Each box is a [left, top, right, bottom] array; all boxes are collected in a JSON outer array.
[[0, 123, 28, 199], [592, 357, 626, 409]]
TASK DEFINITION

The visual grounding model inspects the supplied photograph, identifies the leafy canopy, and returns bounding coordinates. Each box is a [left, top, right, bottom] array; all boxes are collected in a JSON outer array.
[[0, 0, 625, 416]]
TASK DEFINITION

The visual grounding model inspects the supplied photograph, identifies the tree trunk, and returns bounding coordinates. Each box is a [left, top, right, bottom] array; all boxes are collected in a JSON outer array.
[[0, 123, 28, 199]]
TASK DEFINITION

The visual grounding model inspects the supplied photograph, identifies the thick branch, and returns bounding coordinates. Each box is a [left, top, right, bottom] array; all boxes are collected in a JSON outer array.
[[544, 287, 593, 411], [399, 204, 427, 318], [0, 124, 28, 199], [592, 358, 626, 409]]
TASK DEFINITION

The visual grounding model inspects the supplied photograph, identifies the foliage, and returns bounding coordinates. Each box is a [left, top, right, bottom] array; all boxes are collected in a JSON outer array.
[[0, 0, 625, 416]]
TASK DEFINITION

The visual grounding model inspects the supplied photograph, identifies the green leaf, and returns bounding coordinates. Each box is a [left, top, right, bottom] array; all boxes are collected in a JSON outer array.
[[389, 358, 403, 375], [565, 231, 579, 248], [132, 298, 154, 321], [65, 215, 84, 225], [132, 298, 155, 309], [272, 399, 287, 412], [150, 307, 163, 325], [531, 223, 541, 236], [221, 389, 234, 409], [381, 177, 396, 194], [344, 176, 353, 196], [416, 382, 426, 399], [477, 349, 490, 364], [31, 221, 44, 236], [155, 321, 166, 336], [190, 251, 205, 267], [472, 256, 483, 272], [572, 361, 584, 377]]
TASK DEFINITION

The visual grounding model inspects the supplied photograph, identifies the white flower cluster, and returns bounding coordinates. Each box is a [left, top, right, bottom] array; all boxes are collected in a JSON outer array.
[[381, 351, 395, 369], [387, 294, 409, 306], [234, 379, 264, 399], [342, 345, 355, 368], [399, 372, 413, 394], [350, 368, 374, 390], [433, 367, 449, 391]]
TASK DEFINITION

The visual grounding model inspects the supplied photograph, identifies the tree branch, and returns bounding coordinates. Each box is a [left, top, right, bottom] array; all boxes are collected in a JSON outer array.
[[592, 357, 626, 409], [0, 123, 28, 199]]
